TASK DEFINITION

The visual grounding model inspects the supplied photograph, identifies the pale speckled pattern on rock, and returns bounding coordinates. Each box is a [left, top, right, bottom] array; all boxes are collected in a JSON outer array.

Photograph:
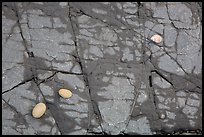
[[2, 2, 202, 135]]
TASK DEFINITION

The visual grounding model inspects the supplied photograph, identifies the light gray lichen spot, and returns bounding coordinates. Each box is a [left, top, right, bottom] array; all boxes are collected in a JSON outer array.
[[28, 14, 52, 29], [176, 90, 187, 97], [135, 49, 141, 57], [165, 123, 175, 128], [92, 8, 107, 15], [116, 14, 121, 19], [123, 2, 136, 8], [103, 47, 116, 55], [101, 77, 134, 100], [186, 98, 200, 107], [53, 17, 67, 28], [39, 125, 51, 132], [51, 127, 57, 134], [177, 97, 186, 108], [158, 103, 170, 110], [102, 76, 110, 82], [126, 73, 135, 81], [126, 40, 134, 46], [122, 48, 133, 61], [125, 117, 153, 135], [164, 97, 175, 105], [126, 19, 139, 27], [116, 3, 122, 10], [140, 82, 146, 89], [98, 28, 118, 42], [27, 9, 44, 15], [59, 2, 68, 7], [166, 111, 176, 119], [101, 2, 110, 5], [189, 120, 196, 127], [80, 29, 93, 37], [137, 90, 148, 105], [101, 100, 131, 125], [157, 95, 165, 103], [182, 105, 198, 116], [78, 15, 91, 24], [153, 77, 171, 88], [160, 113, 166, 119], [190, 93, 199, 99], [89, 46, 103, 58], [52, 62, 73, 72], [65, 111, 87, 118]]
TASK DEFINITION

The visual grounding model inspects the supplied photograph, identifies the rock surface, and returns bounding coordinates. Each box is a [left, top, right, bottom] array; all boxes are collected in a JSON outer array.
[[2, 2, 202, 135]]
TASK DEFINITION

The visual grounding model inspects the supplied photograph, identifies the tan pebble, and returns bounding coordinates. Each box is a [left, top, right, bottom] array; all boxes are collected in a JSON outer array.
[[150, 34, 162, 43], [32, 103, 46, 118], [58, 89, 72, 99]]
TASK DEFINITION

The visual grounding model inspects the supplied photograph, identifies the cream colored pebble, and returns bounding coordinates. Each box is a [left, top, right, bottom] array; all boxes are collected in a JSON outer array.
[[32, 103, 46, 118], [150, 34, 162, 43], [58, 89, 72, 99]]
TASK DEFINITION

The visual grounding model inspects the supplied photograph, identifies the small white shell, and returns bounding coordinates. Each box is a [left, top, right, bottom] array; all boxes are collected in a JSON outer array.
[[58, 89, 72, 99], [150, 34, 162, 43], [32, 103, 46, 118], [160, 114, 166, 119]]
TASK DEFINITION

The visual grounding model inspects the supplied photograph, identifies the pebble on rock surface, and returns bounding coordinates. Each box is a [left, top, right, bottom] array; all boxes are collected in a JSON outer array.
[[160, 113, 166, 119], [58, 89, 73, 99], [150, 34, 163, 43], [32, 103, 46, 118]]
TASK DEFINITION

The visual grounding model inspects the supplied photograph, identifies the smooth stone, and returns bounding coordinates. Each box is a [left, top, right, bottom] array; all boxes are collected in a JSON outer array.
[[58, 89, 73, 99], [32, 103, 46, 118]]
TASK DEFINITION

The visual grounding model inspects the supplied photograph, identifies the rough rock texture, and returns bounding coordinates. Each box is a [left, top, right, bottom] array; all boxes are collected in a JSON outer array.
[[2, 2, 202, 135]]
